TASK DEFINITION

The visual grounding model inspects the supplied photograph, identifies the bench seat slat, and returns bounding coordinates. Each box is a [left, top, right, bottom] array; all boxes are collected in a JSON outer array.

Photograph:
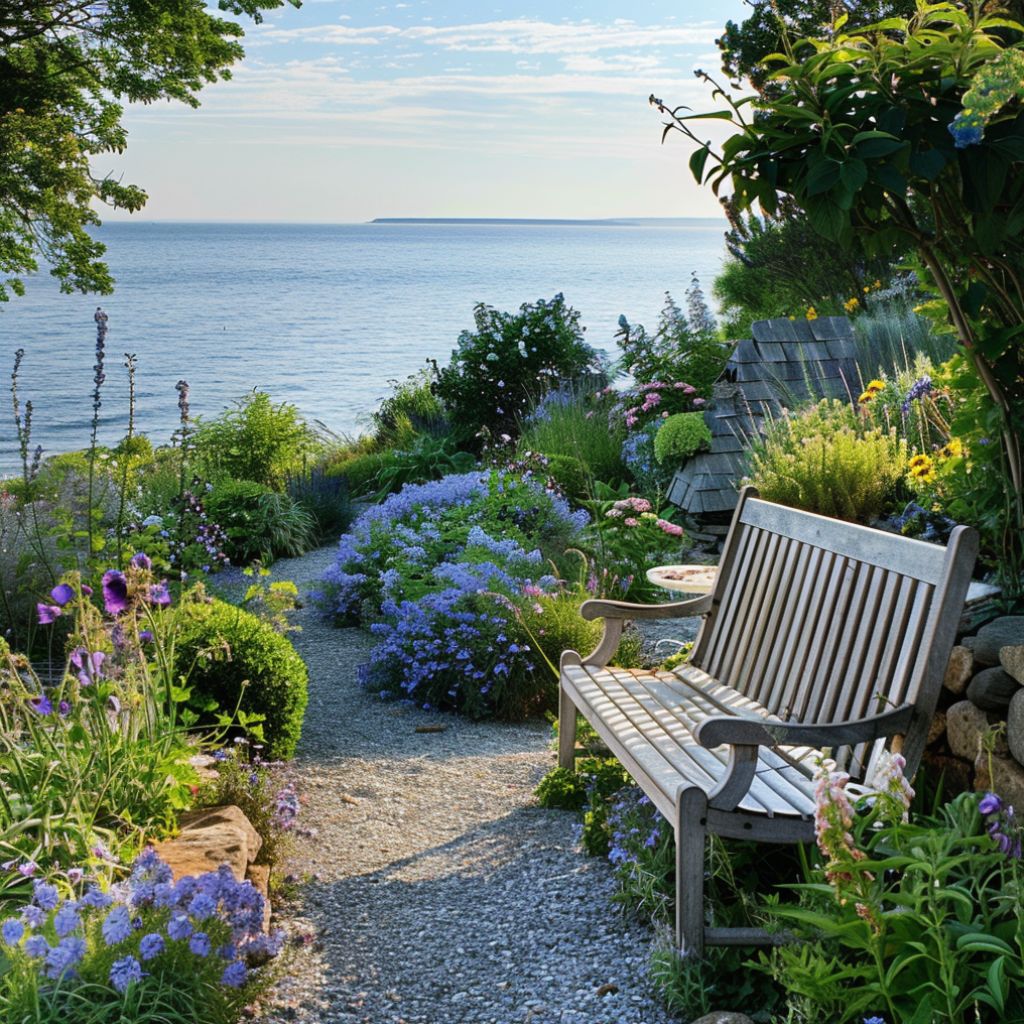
[[562, 664, 817, 819]]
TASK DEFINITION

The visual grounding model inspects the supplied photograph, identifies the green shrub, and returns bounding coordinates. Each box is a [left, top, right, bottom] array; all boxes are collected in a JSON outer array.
[[373, 370, 447, 444], [375, 433, 477, 494], [325, 448, 397, 497], [286, 466, 353, 542], [205, 480, 316, 564], [543, 454, 590, 502], [746, 399, 906, 523], [653, 412, 712, 465], [193, 392, 320, 489], [518, 388, 627, 488], [434, 294, 599, 444], [176, 598, 308, 759]]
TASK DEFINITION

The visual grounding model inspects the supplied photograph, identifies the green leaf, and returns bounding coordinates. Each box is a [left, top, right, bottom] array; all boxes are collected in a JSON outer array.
[[909, 147, 946, 181], [839, 159, 868, 192], [956, 933, 1015, 955], [689, 144, 711, 184], [985, 957, 1007, 1012], [853, 132, 906, 158], [806, 158, 842, 196]]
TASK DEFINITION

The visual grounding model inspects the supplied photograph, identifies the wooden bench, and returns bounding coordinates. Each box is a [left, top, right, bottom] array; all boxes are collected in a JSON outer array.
[[558, 487, 978, 956]]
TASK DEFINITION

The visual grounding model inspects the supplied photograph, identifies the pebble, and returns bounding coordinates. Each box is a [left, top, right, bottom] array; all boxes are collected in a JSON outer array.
[[250, 547, 680, 1024]]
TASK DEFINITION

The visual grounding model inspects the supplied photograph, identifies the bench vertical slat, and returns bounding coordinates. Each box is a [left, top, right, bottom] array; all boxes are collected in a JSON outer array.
[[816, 561, 882, 726], [886, 582, 934, 710], [747, 536, 805, 709], [691, 487, 759, 666], [758, 543, 823, 718], [791, 553, 850, 722], [703, 525, 764, 680], [718, 530, 784, 687]]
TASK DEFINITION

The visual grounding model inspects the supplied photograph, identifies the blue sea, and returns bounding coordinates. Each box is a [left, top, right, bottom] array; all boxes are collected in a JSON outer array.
[[0, 220, 728, 474]]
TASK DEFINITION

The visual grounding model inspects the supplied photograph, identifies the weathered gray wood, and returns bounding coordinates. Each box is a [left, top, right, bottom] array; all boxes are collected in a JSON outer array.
[[557, 492, 978, 956]]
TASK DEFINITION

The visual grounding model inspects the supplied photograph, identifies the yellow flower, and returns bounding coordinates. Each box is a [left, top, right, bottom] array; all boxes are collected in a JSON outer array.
[[806, 306, 818, 320], [939, 438, 964, 459], [872, 280, 882, 289], [863, 286, 870, 293], [843, 296, 860, 313], [908, 453, 936, 483], [858, 379, 885, 403], [866, 379, 884, 392]]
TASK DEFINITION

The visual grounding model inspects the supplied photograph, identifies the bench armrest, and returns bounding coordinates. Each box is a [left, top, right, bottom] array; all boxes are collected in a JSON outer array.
[[580, 593, 712, 622], [694, 705, 915, 751]]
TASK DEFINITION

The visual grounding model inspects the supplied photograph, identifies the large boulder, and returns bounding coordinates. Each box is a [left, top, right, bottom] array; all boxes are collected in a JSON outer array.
[[967, 666, 1022, 713], [943, 645, 974, 696], [1008, 688, 1024, 767], [1001, 645, 1024, 686], [947, 701, 997, 761], [153, 804, 263, 884], [963, 616, 1024, 667]]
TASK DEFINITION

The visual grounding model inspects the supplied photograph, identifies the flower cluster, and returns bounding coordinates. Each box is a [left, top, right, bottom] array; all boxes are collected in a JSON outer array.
[[858, 379, 885, 405], [979, 792, 1022, 859], [606, 788, 663, 868], [907, 452, 935, 484], [617, 380, 700, 432], [0, 850, 281, 997], [900, 374, 933, 416]]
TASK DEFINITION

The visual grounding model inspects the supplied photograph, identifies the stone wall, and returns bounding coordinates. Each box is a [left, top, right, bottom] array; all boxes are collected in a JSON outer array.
[[925, 616, 1024, 804]]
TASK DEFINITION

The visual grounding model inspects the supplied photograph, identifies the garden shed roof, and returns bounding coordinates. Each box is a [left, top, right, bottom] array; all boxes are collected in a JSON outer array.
[[667, 315, 860, 519]]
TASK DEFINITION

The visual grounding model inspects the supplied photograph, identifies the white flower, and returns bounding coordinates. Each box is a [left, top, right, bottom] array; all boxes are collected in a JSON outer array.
[[141, 515, 163, 528]]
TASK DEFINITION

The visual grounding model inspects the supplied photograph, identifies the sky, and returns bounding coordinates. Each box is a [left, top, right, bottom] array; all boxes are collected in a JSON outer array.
[[105, 0, 749, 222]]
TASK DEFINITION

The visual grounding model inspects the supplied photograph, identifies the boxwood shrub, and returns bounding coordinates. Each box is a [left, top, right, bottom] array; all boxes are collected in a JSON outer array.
[[177, 598, 308, 759]]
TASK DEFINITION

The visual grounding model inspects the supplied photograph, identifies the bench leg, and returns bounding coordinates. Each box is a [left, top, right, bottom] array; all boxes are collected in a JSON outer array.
[[558, 682, 577, 770], [676, 786, 708, 959]]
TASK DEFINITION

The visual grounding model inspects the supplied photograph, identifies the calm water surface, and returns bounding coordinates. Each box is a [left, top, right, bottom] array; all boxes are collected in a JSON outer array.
[[0, 221, 728, 473]]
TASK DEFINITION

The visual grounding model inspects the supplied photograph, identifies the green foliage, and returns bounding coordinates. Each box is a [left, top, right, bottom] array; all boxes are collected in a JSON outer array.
[[534, 757, 631, 855], [764, 790, 1024, 1023], [434, 294, 599, 443], [661, 0, 1024, 587], [325, 448, 398, 498], [652, 412, 712, 466], [193, 393, 321, 490], [205, 479, 316, 564], [713, 207, 901, 336], [375, 434, 477, 495], [0, 571, 214, 894], [616, 282, 729, 395], [518, 388, 628, 493], [853, 295, 960, 381], [0, 0, 296, 303], [176, 599, 308, 760], [747, 399, 907, 522], [372, 370, 447, 444]]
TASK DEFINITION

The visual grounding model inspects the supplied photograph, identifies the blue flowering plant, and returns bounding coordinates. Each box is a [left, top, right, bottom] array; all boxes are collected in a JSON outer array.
[[433, 294, 601, 445], [1, 559, 253, 898], [319, 470, 587, 625], [0, 849, 284, 1023]]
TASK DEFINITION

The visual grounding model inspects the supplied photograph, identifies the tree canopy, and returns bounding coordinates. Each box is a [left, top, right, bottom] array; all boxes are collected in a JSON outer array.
[[0, 0, 298, 303]]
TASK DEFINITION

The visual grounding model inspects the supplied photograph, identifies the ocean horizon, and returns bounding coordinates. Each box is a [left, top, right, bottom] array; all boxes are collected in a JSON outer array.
[[0, 219, 730, 475]]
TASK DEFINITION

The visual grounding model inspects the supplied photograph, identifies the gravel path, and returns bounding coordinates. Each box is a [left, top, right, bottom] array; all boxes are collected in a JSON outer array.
[[246, 546, 682, 1024]]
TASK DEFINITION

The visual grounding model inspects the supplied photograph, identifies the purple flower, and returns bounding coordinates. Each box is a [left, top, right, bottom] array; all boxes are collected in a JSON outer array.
[[108, 695, 122, 715], [139, 932, 165, 961], [58, 700, 71, 716], [81, 584, 93, 596], [21, 905, 45, 927], [24, 934, 49, 958], [189, 931, 211, 957], [188, 892, 216, 919], [28, 694, 53, 716], [101, 570, 129, 615], [979, 792, 1003, 816], [864, 1017, 885, 1024], [130, 552, 152, 571], [66, 868, 84, 884], [109, 955, 144, 992], [149, 582, 171, 607], [70, 648, 106, 687], [220, 960, 248, 987], [36, 603, 62, 624], [50, 583, 75, 606], [139, 630, 154, 644]]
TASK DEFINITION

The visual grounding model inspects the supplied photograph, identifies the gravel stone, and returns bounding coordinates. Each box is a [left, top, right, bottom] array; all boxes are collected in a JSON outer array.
[[253, 547, 680, 1024]]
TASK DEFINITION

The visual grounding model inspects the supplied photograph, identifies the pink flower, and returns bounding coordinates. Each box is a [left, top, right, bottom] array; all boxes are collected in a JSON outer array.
[[657, 519, 684, 537], [692, 397, 705, 407], [522, 583, 543, 597], [624, 517, 639, 527]]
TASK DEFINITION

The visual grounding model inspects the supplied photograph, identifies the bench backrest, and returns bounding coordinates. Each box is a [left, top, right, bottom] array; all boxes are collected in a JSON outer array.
[[690, 488, 978, 779]]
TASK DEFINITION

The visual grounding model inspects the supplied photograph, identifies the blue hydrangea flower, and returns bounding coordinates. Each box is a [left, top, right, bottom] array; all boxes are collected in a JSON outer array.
[[101, 905, 133, 946], [221, 960, 248, 988], [109, 955, 144, 992], [24, 934, 50, 958], [189, 931, 211, 957], [1, 918, 24, 946], [167, 914, 193, 941], [139, 932, 165, 961], [32, 881, 59, 911]]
